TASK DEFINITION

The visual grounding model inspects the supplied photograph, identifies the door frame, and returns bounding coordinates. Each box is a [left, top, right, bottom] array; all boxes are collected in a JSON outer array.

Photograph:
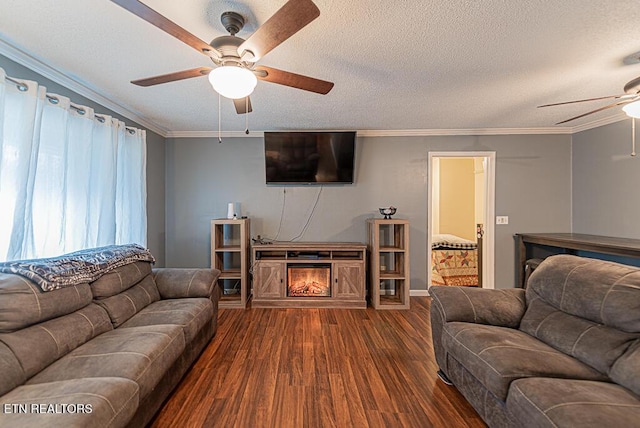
[[427, 151, 496, 289]]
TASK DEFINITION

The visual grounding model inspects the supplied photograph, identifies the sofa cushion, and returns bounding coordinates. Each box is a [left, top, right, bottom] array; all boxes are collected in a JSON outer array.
[[0, 273, 92, 333], [0, 303, 112, 381], [0, 341, 24, 396], [522, 255, 640, 374], [120, 298, 213, 343], [0, 377, 139, 428], [94, 275, 160, 328], [443, 322, 607, 401], [610, 338, 640, 396], [90, 261, 152, 298], [27, 324, 185, 399], [520, 298, 637, 375], [507, 378, 640, 428], [526, 255, 640, 332]]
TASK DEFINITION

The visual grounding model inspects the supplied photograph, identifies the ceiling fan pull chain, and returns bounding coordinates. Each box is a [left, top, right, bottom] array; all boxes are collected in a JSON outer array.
[[632, 117, 636, 157], [218, 93, 222, 144], [245, 97, 250, 135]]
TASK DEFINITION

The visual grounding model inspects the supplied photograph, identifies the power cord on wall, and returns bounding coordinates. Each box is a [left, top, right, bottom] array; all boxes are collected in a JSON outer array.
[[273, 188, 287, 241], [290, 186, 323, 241], [255, 186, 324, 243]]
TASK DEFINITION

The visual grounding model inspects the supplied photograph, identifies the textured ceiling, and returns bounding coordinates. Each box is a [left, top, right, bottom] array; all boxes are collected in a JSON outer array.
[[1, 0, 640, 136]]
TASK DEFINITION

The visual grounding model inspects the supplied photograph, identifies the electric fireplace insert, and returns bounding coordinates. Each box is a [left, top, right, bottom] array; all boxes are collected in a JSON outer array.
[[287, 264, 331, 297]]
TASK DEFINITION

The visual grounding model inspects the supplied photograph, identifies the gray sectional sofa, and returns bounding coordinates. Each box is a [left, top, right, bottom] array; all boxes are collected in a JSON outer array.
[[0, 252, 220, 427], [430, 254, 640, 427]]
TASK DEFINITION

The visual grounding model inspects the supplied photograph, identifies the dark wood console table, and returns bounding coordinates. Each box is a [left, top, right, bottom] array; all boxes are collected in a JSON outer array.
[[515, 233, 640, 288]]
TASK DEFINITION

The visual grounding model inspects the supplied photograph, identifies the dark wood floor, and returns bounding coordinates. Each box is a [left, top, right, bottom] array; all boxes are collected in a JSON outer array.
[[151, 297, 486, 427]]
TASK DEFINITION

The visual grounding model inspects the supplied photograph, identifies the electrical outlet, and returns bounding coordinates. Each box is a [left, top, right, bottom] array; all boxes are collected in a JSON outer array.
[[496, 216, 509, 225]]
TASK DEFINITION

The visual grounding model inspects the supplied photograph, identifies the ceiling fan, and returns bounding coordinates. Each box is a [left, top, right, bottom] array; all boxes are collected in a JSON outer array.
[[538, 76, 640, 124], [111, 0, 334, 115]]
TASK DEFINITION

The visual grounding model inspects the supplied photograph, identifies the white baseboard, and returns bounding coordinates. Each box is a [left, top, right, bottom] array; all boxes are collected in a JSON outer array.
[[410, 289, 430, 297]]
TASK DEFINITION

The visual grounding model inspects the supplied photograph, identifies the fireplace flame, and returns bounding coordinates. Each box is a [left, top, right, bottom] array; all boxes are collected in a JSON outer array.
[[288, 267, 331, 297]]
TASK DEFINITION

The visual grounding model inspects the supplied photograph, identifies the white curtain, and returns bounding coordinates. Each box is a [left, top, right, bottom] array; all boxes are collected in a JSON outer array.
[[0, 68, 147, 261]]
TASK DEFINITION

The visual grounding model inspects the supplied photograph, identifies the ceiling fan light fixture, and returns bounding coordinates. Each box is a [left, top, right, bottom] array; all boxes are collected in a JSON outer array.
[[622, 100, 640, 118], [208, 66, 257, 99]]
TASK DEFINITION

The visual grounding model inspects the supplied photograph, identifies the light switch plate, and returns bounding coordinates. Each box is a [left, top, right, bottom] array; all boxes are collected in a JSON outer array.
[[496, 216, 509, 225]]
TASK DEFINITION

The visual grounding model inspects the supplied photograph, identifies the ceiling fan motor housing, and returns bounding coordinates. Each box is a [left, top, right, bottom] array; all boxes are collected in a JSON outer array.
[[220, 11, 245, 35], [210, 35, 247, 66]]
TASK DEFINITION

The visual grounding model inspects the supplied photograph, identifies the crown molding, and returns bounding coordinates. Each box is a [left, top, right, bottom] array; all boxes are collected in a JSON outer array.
[[0, 38, 169, 137], [570, 112, 628, 134], [355, 127, 574, 137], [165, 130, 264, 139], [167, 127, 574, 139]]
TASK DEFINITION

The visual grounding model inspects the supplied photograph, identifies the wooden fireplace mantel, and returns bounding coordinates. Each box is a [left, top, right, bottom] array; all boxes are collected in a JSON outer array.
[[252, 242, 367, 309]]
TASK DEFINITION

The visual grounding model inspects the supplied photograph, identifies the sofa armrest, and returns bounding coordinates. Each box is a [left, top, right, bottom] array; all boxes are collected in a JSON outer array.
[[152, 268, 221, 299], [430, 286, 526, 328]]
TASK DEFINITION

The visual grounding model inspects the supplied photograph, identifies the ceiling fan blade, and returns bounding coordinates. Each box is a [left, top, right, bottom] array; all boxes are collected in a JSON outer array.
[[233, 97, 253, 114], [131, 67, 212, 87], [238, 0, 320, 62], [254, 65, 333, 94], [555, 99, 634, 125], [538, 94, 628, 108], [624, 76, 640, 93], [111, 0, 218, 58]]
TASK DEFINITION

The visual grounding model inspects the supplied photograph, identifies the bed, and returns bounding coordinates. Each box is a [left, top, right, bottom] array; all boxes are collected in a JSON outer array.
[[430, 234, 479, 286]]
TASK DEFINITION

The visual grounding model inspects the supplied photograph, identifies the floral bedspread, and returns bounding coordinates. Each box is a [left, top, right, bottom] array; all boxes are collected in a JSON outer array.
[[431, 248, 478, 286]]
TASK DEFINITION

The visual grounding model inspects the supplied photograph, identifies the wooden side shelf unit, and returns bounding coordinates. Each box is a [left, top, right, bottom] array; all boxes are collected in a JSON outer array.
[[367, 218, 410, 309], [211, 218, 250, 308], [252, 242, 366, 309]]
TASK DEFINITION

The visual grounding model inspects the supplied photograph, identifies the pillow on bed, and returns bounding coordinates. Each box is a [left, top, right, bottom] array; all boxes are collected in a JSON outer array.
[[431, 234, 477, 249]]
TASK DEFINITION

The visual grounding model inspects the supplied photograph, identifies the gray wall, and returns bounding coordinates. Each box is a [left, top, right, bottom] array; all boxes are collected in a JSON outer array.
[[572, 120, 640, 239], [0, 54, 166, 265], [166, 134, 572, 289]]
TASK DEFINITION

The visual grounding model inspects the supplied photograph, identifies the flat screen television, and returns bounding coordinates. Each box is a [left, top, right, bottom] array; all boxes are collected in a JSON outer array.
[[264, 131, 356, 185]]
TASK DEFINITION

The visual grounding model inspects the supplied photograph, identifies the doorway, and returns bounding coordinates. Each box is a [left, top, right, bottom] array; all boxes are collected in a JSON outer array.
[[427, 152, 496, 289]]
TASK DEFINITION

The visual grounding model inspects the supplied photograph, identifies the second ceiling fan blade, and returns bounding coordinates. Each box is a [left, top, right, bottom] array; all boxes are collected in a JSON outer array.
[[233, 97, 253, 114], [538, 94, 628, 108], [111, 0, 217, 57], [254, 65, 333, 94], [238, 0, 320, 62], [131, 67, 212, 86], [556, 99, 634, 125]]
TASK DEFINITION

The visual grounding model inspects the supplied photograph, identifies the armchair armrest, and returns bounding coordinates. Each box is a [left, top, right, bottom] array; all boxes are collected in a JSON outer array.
[[152, 268, 221, 299], [430, 286, 526, 328]]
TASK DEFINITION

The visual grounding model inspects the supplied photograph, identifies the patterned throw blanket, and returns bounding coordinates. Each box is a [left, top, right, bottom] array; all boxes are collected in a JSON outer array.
[[0, 244, 155, 292]]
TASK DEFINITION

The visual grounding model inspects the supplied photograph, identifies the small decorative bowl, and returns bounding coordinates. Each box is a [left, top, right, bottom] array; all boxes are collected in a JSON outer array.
[[379, 206, 397, 219]]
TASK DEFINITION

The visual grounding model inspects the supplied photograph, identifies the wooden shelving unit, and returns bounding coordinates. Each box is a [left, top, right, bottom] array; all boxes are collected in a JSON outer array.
[[367, 218, 410, 309], [211, 218, 250, 309]]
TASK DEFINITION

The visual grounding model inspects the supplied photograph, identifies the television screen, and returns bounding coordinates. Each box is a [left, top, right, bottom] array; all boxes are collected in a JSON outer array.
[[264, 131, 356, 185]]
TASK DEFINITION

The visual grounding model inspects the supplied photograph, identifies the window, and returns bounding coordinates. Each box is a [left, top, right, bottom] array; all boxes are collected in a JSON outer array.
[[0, 69, 146, 261]]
